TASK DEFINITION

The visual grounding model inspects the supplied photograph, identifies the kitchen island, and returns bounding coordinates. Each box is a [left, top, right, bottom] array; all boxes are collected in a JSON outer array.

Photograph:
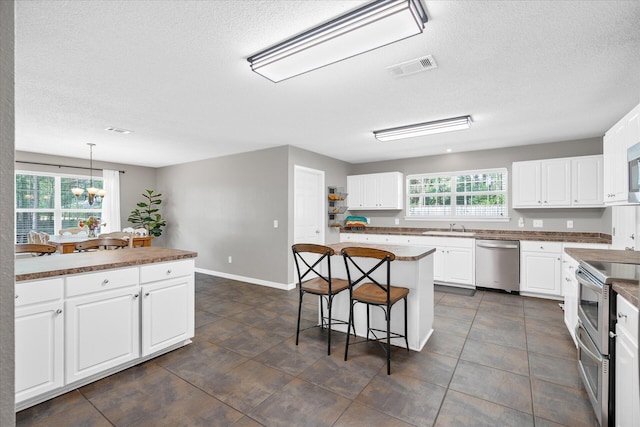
[[15, 247, 197, 410], [324, 242, 436, 351]]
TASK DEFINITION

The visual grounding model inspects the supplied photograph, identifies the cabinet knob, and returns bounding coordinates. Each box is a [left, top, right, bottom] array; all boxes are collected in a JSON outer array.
[[166, 269, 172, 275], [102, 279, 109, 285], [15, 294, 18, 299], [540, 246, 544, 249], [55, 309, 62, 315], [134, 293, 139, 299], [145, 292, 150, 297], [574, 200, 578, 202]]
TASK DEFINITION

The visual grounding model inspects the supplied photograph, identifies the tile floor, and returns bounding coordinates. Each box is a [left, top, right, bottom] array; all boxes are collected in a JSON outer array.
[[17, 273, 598, 426]]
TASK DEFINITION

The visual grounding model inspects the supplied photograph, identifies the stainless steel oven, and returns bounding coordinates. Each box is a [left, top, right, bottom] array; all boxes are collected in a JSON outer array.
[[575, 260, 638, 426]]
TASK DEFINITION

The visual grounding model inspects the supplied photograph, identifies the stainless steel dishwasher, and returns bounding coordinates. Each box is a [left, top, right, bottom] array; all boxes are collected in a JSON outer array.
[[475, 239, 520, 292]]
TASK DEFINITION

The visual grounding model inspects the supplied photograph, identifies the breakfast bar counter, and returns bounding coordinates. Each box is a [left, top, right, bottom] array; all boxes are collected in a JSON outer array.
[[324, 242, 436, 351]]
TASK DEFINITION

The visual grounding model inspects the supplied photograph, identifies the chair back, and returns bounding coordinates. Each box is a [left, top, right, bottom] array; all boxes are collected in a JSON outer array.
[[59, 227, 88, 235], [341, 247, 396, 303], [98, 231, 134, 248], [75, 238, 129, 251], [28, 230, 51, 244], [16, 243, 57, 256], [292, 243, 337, 291]]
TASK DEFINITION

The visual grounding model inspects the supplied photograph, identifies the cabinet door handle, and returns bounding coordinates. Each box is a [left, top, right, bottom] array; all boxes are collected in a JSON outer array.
[[145, 292, 150, 297], [15, 294, 18, 299], [55, 309, 62, 315], [102, 279, 109, 285], [574, 200, 578, 202], [166, 269, 172, 275], [618, 312, 628, 320]]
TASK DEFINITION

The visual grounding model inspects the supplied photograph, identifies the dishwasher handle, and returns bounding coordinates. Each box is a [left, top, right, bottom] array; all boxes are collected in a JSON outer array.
[[476, 242, 519, 249]]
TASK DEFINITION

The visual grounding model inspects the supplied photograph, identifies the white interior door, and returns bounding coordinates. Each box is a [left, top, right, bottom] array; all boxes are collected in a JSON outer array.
[[294, 165, 324, 244]]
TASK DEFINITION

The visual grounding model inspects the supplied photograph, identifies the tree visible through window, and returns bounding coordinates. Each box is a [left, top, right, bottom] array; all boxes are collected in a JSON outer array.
[[15, 171, 103, 243], [407, 169, 508, 219]]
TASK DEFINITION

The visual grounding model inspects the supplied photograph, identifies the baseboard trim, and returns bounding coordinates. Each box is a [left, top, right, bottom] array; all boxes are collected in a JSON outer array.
[[195, 268, 296, 291]]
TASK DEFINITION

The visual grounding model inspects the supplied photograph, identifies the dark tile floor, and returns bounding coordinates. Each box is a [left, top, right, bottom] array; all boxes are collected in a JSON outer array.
[[17, 273, 598, 426]]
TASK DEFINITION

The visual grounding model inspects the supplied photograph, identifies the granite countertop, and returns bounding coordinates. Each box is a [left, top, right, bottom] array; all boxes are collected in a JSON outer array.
[[341, 227, 611, 244], [16, 247, 198, 282], [564, 247, 639, 308], [326, 242, 436, 261]]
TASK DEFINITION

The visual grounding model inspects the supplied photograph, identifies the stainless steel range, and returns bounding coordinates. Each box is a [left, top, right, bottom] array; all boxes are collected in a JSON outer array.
[[575, 260, 639, 426]]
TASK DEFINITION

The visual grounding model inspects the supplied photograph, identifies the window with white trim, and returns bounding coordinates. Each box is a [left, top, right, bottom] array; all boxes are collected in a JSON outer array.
[[407, 168, 508, 219], [15, 171, 103, 243]]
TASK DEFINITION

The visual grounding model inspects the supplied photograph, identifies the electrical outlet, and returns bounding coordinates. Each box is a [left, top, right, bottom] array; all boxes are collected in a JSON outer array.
[[533, 219, 543, 228], [228, 256, 232, 264], [518, 217, 524, 228], [567, 220, 574, 229], [273, 220, 278, 228], [394, 218, 400, 225]]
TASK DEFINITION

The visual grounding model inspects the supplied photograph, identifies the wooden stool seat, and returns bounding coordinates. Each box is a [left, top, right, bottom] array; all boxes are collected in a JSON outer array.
[[301, 277, 349, 295], [353, 283, 409, 305]]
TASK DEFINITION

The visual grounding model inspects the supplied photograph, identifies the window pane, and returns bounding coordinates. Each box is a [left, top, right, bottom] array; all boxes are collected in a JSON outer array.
[[16, 174, 55, 209], [408, 179, 423, 194], [16, 212, 55, 243]]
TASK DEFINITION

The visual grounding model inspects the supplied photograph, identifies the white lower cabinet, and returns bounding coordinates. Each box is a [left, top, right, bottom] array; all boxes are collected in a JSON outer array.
[[65, 285, 140, 384], [15, 278, 64, 404], [520, 241, 563, 297], [16, 259, 195, 409], [433, 244, 474, 286], [615, 294, 639, 427], [141, 260, 195, 357]]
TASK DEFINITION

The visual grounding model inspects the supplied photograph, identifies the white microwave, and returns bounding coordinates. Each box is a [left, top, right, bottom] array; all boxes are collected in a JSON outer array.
[[628, 142, 640, 203]]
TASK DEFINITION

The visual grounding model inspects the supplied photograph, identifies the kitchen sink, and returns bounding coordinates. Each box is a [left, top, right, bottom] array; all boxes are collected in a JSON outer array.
[[422, 231, 476, 237]]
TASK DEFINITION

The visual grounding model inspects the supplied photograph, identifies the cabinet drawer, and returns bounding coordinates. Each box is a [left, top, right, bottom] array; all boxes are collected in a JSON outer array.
[[140, 260, 194, 284], [15, 278, 64, 307], [617, 295, 639, 343], [66, 267, 139, 297], [520, 241, 563, 253]]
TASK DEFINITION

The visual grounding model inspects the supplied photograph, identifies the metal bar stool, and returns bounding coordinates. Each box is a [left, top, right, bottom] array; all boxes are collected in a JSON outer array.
[[292, 244, 350, 355], [341, 247, 409, 375]]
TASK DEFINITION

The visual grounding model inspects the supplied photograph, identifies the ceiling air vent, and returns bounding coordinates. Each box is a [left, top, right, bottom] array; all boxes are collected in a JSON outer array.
[[105, 126, 133, 134], [387, 54, 437, 77]]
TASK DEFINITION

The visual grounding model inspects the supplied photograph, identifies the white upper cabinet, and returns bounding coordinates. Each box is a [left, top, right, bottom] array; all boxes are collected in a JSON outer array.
[[512, 155, 603, 208], [541, 158, 571, 206], [348, 172, 403, 210], [604, 103, 640, 205], [572, 155, 603, 206]]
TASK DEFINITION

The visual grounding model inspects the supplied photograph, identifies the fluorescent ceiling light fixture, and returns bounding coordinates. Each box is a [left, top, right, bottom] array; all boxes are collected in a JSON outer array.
[[374, 116, 473, 141], [247, 0, 428, 83]]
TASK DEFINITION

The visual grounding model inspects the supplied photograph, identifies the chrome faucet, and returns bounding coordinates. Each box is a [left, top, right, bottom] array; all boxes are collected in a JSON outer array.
[[449, 223, 465, 232], [449, 223, 455, 231]]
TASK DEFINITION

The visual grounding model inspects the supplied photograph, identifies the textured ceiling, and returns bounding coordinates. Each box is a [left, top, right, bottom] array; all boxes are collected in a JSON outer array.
[[15, 0, 640, 168]]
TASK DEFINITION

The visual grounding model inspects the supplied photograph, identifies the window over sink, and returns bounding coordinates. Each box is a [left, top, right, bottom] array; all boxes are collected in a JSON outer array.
[[406, 168, 508, 220]]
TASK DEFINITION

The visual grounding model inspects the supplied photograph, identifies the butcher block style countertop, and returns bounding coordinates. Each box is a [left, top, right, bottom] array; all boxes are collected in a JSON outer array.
[[341, 227, 611, 244], [326, 242, 436, 261], [564, 247, 639, 308], [16, 247, 198, 282]]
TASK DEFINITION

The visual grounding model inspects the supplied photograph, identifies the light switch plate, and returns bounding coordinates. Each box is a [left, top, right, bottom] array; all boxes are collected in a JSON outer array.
[[394, 218, 400, 225], [567, 220, 574, 229], [533, 219, 543, 228]]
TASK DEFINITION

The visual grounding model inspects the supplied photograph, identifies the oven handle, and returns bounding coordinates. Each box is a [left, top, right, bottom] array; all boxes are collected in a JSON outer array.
[[574, 322, 603, 363], [575, 268, 603, 293]]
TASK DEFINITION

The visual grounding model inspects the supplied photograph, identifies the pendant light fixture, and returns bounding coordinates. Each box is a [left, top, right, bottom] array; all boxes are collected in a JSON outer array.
[[71, 143, 106, 206]]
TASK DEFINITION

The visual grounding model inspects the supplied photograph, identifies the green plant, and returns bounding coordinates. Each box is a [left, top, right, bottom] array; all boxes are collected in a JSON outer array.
[[128, 189, 167, 237]]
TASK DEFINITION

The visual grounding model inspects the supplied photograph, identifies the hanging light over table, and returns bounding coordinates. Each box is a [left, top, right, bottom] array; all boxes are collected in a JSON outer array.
[[71, 143, 106, 206]]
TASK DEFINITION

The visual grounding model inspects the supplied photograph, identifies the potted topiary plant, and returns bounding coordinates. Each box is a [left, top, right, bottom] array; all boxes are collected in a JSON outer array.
[[128, 189, 167, 237]]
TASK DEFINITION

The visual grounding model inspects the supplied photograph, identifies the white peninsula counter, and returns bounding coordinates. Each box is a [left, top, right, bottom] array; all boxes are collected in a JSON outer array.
[[14, 247, 197, 411], [324, 242, 435, 351]]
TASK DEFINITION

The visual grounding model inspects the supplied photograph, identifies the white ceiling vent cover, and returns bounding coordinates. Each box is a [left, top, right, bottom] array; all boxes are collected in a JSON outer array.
[[105, 126, 133, 134], [387, 55, 437, 77]]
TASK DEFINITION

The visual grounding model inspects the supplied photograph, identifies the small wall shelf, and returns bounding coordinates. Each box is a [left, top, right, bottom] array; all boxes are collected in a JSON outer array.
[[328, 186, 347, 228]]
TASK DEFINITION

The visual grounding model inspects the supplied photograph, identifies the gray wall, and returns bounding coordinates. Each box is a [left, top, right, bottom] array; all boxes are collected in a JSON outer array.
[[14, 151, 158, 240], [347, 137, 609, 233], [1, 1, 15, 424], [157, 146, 290, 284]]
